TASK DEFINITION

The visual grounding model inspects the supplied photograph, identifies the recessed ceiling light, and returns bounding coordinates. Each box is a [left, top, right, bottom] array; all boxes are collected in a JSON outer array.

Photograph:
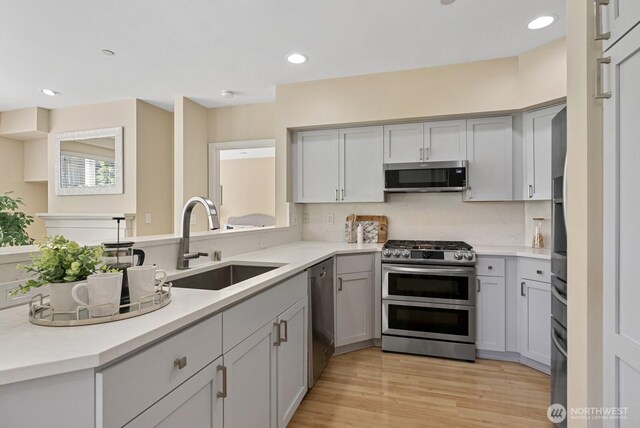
[[221, 90, 234, 99], [440, 0, 455, 5], [101, 49, 115, 56], [41, 89, 57, 96], [286, 53, 308, 64], [527, 16, 555, 30]]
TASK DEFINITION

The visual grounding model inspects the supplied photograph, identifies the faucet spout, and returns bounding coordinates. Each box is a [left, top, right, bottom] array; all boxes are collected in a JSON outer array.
[[177, 196, 220, 270]]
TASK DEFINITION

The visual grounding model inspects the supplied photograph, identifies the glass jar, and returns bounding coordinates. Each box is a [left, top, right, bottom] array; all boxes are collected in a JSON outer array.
[[532, 217, 545, 249]]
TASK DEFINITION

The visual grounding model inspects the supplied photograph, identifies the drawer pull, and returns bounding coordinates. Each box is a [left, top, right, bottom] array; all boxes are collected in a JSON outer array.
[[595, 0, 611, 41], [488, 266, 493, 270], [536, 269, 543, 275], [338, 277, 343, 291], [521, 281, 526, 297], [217, 365, 227, 398], [173, 356, 187, 370], [273, 322, 282, 346], [280, 320, 288, 343], [477, 278, 481, 293]]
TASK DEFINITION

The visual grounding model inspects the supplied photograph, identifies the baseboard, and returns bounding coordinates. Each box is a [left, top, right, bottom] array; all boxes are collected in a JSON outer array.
[[335, 339, 376, 355], [476, 350, 550, 375]]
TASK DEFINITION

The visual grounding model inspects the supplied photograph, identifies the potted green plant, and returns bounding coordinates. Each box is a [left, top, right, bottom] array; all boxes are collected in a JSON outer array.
[[15, 235, 108, 314], [0, 192, 34, 247]]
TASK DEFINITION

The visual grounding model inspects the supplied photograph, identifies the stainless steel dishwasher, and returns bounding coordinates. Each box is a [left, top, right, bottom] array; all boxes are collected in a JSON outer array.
[[307, 258, 335, 388]]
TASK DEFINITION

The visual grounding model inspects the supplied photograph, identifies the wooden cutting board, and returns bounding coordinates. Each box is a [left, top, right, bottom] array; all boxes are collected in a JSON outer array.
[[346, 214, 388, 243]]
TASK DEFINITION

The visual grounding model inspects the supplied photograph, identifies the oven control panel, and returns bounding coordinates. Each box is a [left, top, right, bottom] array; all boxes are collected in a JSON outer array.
[[382, 248, 475, 265]]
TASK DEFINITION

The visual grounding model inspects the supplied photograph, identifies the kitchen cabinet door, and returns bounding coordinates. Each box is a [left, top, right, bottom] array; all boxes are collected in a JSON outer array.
[[465, 116, 513, 201], [339, 126, 384, 202], [383, 123, 424, 163], [276, 298, 308, 428], [602, 0, 640, 50], [523, 105, 564, 200], [424, 119, 467, 162], [125, 357, 223, 428], [518, 278, 551, 366], [223, 321, 277, 428], [295, 129, 340, 203], [603, 23, 640, 427], [336, 271, 373, 347], [476, 276, 506, 352]]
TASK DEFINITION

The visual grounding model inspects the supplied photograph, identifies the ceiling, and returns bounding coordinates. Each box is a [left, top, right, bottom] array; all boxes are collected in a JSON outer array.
[[0, 0, 565, 112]]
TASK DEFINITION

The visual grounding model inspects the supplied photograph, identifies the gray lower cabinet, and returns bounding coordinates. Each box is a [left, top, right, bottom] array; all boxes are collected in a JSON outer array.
[[336, 254, 374, 348], [475, 275, 506, 352], [126, 357, 224, 427]]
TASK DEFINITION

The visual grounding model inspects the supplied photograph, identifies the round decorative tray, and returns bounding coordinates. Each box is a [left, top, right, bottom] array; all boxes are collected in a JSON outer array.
[[28, 282, 172, 327]]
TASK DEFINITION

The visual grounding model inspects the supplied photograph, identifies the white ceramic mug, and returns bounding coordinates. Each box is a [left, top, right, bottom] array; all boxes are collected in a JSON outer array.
[[71, 272, 123, 317], [127, 265, 167, 306]]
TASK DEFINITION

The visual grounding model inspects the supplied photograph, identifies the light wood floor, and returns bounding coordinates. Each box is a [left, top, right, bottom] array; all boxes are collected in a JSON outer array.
[[290, 347, 552, 428]]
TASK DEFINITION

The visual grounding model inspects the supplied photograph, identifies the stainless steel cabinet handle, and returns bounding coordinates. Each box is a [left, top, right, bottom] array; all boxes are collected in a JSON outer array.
[[338, 277, 343, 291], [273, 322, 281, 346], [488, 266, 493, 270], [216, 365, 227, 398], [595, 0, 611, 41], [521, 281, 526, 297], [595, 57, 612, 99], [536, 269, 543, 275], [419, 148, 423, 160], [280, 320, 288, 342], [341, 189, 344, 200], [173, 356, 187, 370], [335, 189, 338, 201], [477, 278, 481, 293], [528, 184, 533, 198], [424, 147, 430, 160], [467, 187, 472, 200]]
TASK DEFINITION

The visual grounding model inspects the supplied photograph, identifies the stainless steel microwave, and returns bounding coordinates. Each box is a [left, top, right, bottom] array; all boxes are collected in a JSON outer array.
[[384, 160, 468, 193]]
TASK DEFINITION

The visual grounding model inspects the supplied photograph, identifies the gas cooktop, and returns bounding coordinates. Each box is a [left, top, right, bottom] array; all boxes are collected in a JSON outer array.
[[382, 240, 475, 265]]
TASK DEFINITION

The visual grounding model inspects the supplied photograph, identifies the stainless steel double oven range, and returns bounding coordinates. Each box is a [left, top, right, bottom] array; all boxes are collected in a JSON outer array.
[[381, 240, 477, 361]]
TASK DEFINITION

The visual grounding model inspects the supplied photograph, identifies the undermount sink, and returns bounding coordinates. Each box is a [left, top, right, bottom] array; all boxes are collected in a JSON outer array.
[[172, 264, 279, 291]]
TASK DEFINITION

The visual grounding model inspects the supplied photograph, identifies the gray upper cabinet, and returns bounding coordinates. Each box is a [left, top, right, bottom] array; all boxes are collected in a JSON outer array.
[[339, 126, 384, 203], [294, 129, 340, 203], [383, 120, 466, 164], [383, 123, 424, 163], [424, 119, 467, 162], [465, 116, 513, 201], [294, 126, 383, 203], [522, 104, 565, 201], [601, 0, 640, 50]]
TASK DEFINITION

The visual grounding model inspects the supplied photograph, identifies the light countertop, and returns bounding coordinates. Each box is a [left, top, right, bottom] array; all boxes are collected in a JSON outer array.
[[0, 240, 549, 386]]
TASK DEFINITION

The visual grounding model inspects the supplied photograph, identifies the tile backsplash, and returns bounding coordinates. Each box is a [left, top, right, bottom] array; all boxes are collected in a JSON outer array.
[[301, 193, 550, 247]]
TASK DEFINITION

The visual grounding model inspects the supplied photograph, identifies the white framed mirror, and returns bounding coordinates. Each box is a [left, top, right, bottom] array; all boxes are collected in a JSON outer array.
[[55, 127, 123, 195]]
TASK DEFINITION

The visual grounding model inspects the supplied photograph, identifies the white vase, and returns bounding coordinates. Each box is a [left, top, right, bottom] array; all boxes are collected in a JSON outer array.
[[48, 281, 86, 319]]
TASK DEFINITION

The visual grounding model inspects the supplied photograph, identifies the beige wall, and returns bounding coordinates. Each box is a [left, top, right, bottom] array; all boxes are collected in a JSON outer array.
[[0, 136, 47, 241], [219, 156, 275, 226], [136, 100, 174, 236], [47, 99, 138, 215], [566, 0, 604, 423], [275, 39, 568, 226], [208, 103, 275, 142], [0, 107, 49, 140], [174, 97, 209, 233], [23, 139, 48, 182]]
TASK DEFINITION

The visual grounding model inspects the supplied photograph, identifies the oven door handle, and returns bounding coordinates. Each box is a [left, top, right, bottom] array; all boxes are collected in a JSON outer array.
[[551, 285, 567, 306], [383, 265, 475, 275], [551, 328, 568, 358]]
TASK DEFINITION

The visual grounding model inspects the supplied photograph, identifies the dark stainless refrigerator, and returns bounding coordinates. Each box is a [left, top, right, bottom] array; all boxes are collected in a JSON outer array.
[[550, 107, 568, 427]]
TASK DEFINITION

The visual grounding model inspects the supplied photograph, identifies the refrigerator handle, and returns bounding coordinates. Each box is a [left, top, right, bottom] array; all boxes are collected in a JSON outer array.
[[563, 154, 568, 235]]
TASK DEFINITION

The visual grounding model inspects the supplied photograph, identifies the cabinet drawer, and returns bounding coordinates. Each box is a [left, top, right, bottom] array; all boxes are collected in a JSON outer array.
[[97, 314, 222, 428], [337, 254, 374, 274], [519, 258, 551, 283], [475, 257, 505, 277], [223, 272, 307, 353]]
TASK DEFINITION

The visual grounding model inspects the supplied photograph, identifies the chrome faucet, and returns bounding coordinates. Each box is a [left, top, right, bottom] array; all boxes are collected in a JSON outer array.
[[177, 196, 220, 270]]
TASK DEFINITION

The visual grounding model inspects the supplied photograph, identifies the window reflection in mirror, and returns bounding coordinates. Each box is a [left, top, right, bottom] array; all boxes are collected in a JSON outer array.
[[211, 143, 275, 230], [55, 127, 123, 195]]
